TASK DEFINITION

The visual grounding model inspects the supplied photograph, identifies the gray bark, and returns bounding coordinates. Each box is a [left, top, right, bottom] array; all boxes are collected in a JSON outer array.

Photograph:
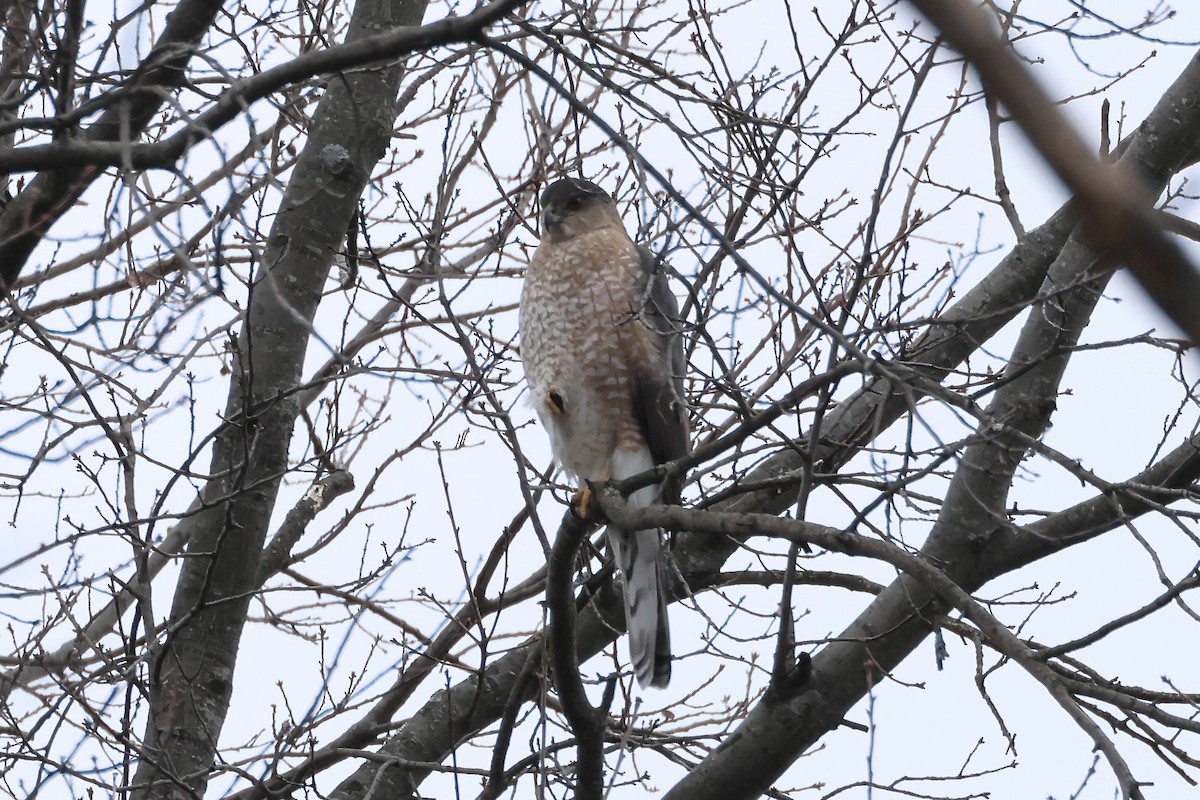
[[324, 50, 1200, 800], [130, 1, 430, 796], [664, 49, 1200, 800], [0, 0, 227, 287]]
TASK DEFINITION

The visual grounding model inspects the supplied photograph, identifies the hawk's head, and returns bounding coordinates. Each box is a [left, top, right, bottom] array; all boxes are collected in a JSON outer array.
[[539, 178, 624, 243]]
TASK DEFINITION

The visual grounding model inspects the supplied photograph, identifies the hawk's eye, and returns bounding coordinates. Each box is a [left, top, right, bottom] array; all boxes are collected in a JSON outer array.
[[566, 196, 584, 211]]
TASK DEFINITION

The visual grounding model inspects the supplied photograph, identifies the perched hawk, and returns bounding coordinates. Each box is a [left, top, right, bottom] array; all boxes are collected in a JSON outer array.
[[519, 177, 689, 688]]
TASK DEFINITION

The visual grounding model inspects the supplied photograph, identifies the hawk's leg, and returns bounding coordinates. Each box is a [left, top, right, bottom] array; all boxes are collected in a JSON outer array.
[[570, 486, 593, 520]]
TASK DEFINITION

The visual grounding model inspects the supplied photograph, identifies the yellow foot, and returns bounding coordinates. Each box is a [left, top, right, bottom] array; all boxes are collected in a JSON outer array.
[[571, 486, 593, 520]]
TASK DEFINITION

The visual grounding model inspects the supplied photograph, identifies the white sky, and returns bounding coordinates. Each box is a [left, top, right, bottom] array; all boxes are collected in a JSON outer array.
[[3, 2, 1200, 798]]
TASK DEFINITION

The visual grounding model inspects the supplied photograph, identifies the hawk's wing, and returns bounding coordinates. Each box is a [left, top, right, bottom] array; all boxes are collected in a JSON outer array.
[[632, 245, 690, 505]]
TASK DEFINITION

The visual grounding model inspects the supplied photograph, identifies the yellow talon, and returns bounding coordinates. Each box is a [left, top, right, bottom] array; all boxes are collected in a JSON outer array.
[[571, 486, 593, 519]]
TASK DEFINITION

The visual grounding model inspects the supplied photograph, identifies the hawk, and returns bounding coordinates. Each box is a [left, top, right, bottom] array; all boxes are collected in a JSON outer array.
[[519, 177, 689, 688]]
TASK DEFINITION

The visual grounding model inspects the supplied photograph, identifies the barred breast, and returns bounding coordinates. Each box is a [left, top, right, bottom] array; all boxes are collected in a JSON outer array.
[[518, 229, 653, 482]]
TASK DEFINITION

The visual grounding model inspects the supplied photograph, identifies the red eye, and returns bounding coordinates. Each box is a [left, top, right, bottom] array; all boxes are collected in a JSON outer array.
[[566, 196, 583, 210]]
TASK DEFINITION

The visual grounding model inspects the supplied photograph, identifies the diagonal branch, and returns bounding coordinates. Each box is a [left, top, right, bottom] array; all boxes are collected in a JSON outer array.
[[0, 0, 228, 287], [0, 0, 526, 288], [663, 38, 1200, 800], [320, 31, 1200, 800], [593, 490, 1145, 799], [128, 0, 467, 795], [909, 0, 1200, 346]]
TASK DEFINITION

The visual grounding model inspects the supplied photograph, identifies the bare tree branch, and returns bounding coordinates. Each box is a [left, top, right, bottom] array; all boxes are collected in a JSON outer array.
[[130, 1, 438, 795], [909, 0, 1200, 346]]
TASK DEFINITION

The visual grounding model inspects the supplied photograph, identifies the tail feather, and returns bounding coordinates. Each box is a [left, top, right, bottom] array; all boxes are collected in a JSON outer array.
[[609, 526, 671, 688], [610, 446, 673, 688], [652, 554, 672, 687]]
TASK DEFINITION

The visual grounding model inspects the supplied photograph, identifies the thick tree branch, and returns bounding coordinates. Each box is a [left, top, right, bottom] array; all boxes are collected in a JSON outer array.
[[326, 43, 1200, 800], [664, 46, 1200, 800], [545, 504, 614, 800], [594, 490, 1145, 799], [0, 0, 526, 288], [675, 41, 1200, 576], [0, 0, 228, 288], [909, 0, 1200, 346], [255, 469, 356, 583], [129, 0, 437, 796]]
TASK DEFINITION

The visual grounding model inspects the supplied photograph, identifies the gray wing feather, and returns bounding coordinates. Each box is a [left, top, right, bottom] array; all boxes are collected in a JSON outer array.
[[633, 245, 690, 504], [608, 245, 688, 688]]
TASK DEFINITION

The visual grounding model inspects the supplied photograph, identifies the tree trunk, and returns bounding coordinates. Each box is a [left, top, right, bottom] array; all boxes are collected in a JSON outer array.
[[131, 0, 430, 795]]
